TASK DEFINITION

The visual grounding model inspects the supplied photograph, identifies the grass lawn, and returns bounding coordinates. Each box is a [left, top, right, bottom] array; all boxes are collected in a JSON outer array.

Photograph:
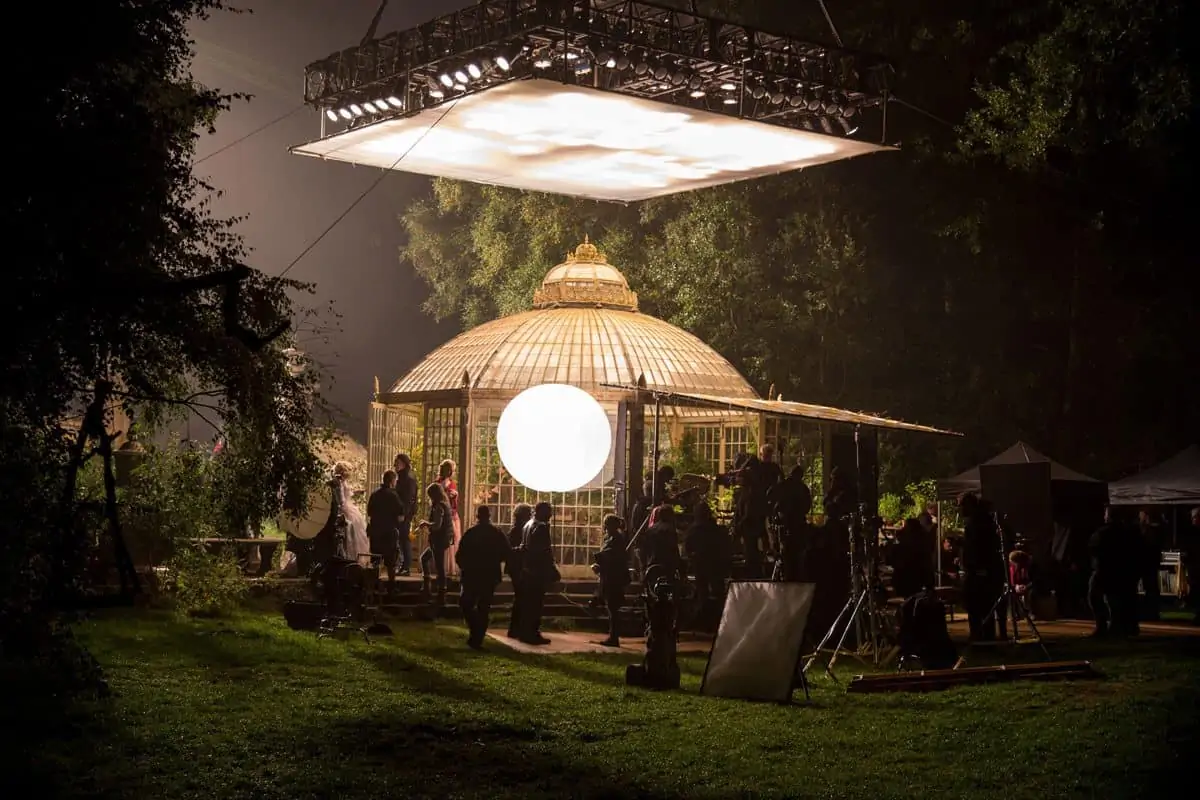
[[4, 609, 1199, 799]]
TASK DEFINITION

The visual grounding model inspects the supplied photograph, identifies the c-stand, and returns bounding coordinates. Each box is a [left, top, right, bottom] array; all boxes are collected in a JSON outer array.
[[981, 513, 1049, 659], [803, 507, 893, 679]]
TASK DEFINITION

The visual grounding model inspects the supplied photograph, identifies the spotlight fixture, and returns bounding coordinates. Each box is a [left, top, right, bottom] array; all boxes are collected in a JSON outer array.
[[574, 58, 593, 76], [770, 92, 785, 105], [363, 101, 378, 113], [566, 52, 579, 61], [428, 86, 444, 99], [494, 44, 520, 71], [688, 74, 704, 91], [453, 69, 470, 84], [689, 89, 705, 98], [842, 104, 858, 119], [349, 103, 364, 116], [467, 62, 482, 79], [533, 51, 553, 69], [439, 73, 454, 88], [806, 94, 822, 112], [723, 95, 738, 105], [325, 109, 338, 122], [615, 54, 631, 71], [788, 94, 805, 108], [750, 83, 767, 100], [595, 49, 616, 68], [720, 82, 736, 91], [453, 82, 467, 91], [338, 108, 352, 120], [386, 96, 403, 109], [652, 63, 669, 81]]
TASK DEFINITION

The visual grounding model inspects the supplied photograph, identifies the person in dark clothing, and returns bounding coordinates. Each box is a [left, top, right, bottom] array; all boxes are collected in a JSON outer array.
[[418, 482, 455, 605], [456, 505, 510, 649], [517, 502, 558, 645], [506, 503, 533, 639], [891, 517, 936, 599], [1138, 509, 1163, 620], [734, 455, 769, 578], [1089, 506, 1140, 636], [766, 463, 813, 579], [393, 453, 419, 575], [961, 493, 1004, 642], [592, 514, 630, 646], [644, 505, 683, 581], [366, 470, 405, 594], [685, 501, 730, 603]]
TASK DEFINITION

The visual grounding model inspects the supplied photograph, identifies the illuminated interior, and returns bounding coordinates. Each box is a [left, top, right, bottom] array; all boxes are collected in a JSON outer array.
[[291, 80, 890, 202]]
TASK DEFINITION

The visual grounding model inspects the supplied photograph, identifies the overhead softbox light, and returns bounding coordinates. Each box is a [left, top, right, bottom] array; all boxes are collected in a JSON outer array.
[[700, 581, 815, 702]]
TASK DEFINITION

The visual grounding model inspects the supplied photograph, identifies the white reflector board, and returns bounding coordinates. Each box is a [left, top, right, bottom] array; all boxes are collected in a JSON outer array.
[[700, 581, 815, 702], [277, 487, 330, 541], [291, 80, 889, 202]]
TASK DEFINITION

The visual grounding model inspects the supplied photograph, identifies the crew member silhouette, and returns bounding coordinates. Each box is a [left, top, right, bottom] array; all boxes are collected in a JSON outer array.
[[456, 505, 510, 649]]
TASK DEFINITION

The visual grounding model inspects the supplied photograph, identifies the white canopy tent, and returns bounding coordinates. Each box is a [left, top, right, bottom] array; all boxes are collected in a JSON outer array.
[[1108, 445, 1200, 506]]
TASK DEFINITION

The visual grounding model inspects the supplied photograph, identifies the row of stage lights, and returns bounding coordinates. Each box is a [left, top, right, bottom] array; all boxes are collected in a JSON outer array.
[[325, 95, 404, 122], [324, 43, 525, 122], [323, 41, 861, 126]]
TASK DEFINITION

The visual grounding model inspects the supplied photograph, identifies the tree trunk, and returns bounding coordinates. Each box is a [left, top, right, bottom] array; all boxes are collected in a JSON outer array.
[[99, 429, 141, 597]]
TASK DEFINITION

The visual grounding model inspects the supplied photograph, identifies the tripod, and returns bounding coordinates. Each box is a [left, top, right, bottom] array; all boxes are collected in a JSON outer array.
[[803, 510, 892, 680], [980, 513, 1049, 659]]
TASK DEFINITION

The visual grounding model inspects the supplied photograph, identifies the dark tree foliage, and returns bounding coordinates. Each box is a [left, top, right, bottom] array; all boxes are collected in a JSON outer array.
[[2, 1, 326, 666], [400, 0, 1197, 484]]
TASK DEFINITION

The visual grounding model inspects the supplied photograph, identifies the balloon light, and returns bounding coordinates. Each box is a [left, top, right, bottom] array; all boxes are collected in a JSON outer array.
[[496, 384, 612, 493]]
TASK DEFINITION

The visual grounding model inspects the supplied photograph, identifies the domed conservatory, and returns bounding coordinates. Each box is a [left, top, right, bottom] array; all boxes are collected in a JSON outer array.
[[370, 239, 953, 576]]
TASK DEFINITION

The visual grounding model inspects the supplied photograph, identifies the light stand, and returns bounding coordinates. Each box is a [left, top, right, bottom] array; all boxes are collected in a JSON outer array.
[[803, 425, 890, 680], [982, 513, 1050, 659]]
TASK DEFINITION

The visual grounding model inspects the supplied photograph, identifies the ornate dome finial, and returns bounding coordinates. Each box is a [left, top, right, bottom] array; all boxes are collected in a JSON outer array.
[[534, 237, 639, 311], [566, 235, 606, 265]]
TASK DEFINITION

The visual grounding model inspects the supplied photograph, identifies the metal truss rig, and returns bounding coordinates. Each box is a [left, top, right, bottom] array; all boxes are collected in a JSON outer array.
[[302, 0, 896, 143]]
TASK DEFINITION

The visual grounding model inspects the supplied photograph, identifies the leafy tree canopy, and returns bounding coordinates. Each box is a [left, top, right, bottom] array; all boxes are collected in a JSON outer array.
[[400, 0, 1195, 485], [3, 1, 329, 650]]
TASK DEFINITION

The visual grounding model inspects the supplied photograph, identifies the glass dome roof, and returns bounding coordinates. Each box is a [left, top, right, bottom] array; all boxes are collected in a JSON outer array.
[[388, 239, 756, 399]]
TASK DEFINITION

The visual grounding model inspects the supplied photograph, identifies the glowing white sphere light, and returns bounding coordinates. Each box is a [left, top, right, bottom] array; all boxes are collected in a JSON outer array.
[[496, 384, 612, 493]]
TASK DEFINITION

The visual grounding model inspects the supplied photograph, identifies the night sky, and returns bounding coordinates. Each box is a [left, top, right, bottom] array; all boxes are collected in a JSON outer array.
[[190, 1, 467, 441]]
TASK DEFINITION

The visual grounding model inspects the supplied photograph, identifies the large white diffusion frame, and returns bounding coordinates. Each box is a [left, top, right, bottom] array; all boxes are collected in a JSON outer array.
[[291, 80, 888, 203], [700, 581, 816, 702], [495, 383, 612, 493]]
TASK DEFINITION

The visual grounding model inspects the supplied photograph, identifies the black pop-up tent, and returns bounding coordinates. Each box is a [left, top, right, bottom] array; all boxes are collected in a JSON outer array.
[[1108, 445, 1200, 506], [934, 443, 1107, 610], [937, 441, 1101, 500]]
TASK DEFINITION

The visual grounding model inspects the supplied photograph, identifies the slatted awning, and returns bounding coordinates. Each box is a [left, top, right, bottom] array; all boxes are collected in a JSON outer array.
[[600, 384, 961, 436]]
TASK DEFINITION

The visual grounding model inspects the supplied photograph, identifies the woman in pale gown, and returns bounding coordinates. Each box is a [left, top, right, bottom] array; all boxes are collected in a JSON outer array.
[[333, 462, 370, 561]]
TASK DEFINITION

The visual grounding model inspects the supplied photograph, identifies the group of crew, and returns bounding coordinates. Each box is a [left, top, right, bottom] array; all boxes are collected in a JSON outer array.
[[354, 447, 1200, 651]]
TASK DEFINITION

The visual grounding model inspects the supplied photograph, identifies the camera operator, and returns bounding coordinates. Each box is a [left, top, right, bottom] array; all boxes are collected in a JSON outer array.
[[765, 462, 813, 581]]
